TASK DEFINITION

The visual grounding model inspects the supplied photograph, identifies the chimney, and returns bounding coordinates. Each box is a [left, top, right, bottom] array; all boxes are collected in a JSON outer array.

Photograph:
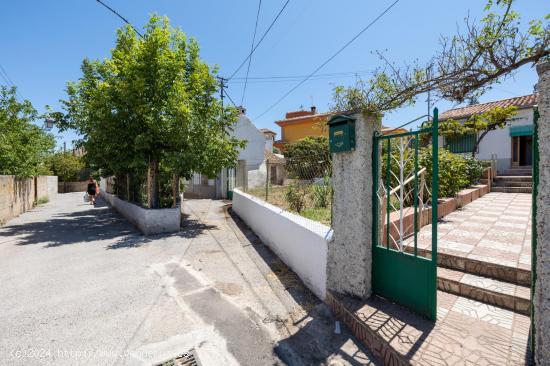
[[237, 106, 246, 115], [310, 106, 317, 114]]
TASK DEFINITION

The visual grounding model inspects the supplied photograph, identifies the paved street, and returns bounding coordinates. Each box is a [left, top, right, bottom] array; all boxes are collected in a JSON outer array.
[[0, 193, 377, 366]]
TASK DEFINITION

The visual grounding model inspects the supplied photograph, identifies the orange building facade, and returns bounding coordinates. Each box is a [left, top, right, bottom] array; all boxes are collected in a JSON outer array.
[[274, 107, 407, 151]]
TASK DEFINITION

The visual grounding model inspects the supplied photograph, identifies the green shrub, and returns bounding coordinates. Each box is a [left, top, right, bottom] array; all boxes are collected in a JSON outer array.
[[464, 156, 484, 185], [311, 176, 332, 208], [49, 153, 85, 182], [285, 184, 306, 213], [419, 148, 469, 197]]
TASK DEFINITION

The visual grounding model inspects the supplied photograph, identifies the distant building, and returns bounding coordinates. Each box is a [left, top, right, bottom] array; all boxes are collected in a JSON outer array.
[[274, 106, 408, 151], [439, 94, 538, 172]]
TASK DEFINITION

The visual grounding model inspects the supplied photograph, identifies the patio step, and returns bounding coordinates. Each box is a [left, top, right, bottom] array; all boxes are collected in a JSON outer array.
[[437, 267, 530, 315], [414, 247, 531, 286], [493, 175, 533, 182], [500, 168, 532, 176], [491, 186, 532, 193], [327, 290, 532, 365], [492, 180, 532, 187]]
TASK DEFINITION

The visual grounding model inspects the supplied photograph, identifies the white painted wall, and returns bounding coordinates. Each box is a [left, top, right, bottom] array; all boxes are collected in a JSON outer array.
[[443, 107, 534, 172], [46, 176, 58, 199], [100, 181, 180, 235], [247, 160, 267, 188], [230, 114, 266, 171], [232, 188, 331, 299]]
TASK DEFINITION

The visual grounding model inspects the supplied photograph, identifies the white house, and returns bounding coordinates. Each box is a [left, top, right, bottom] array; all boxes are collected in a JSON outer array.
[[185, 109, 269, 199], [439, 94, 538, 173]]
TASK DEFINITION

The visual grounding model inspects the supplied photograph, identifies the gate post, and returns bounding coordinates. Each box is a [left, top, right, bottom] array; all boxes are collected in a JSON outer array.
[[534, 61, 550, 364], [327, 111, 381, 298]]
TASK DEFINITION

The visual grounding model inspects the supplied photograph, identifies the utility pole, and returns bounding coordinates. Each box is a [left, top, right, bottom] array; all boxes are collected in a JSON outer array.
[[217, 76, 227, 110]]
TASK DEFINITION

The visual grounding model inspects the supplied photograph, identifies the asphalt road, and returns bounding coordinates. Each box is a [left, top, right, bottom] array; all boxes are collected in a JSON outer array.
[[0, 192, 378, 366]]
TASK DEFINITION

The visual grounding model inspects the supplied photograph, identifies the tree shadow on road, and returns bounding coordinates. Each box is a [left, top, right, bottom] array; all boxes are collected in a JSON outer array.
[[4, 198, 215, 249]]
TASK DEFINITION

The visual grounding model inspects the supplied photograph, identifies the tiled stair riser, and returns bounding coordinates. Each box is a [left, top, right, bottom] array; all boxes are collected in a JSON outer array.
[[411, 247, 531, 286], [437, 276, 530, 315]]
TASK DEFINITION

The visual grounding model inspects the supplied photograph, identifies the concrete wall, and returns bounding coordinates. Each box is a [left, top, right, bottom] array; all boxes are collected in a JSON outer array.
[[232, 188, 330, 299], [0, 176, 34, 224], [46, 176, 58, 198], [58, 181, 88, 193], [327, 111, 380, 298], [534, 62, 550, 365], [100, 188, 180, 235]]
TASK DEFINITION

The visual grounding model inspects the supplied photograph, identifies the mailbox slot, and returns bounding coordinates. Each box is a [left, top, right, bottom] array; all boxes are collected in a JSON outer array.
[[328, 115, 356, 153]]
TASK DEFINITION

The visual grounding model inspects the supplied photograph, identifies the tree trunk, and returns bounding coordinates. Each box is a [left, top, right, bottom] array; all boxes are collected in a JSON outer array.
[[126, 173, 130, 201], [147, 159, 160, 209], [172, 173, 180, 208]]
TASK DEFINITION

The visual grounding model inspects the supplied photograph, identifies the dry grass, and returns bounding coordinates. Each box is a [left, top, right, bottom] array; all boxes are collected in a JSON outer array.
[[246, 185, 331, 226]]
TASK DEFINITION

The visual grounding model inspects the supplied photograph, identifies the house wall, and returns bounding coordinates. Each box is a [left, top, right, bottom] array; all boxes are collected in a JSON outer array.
[[476, 108, 533, 171], [231, 114, 266, 170], [280, 118, 328, 144], [232, 188, 330, 299]]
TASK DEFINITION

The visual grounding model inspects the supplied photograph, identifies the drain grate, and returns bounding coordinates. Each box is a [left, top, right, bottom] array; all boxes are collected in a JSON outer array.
[[156, 348, 202, 366]]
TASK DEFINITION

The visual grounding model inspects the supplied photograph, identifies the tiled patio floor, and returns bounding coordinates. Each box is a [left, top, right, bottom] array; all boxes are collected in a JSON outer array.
[[328, 290, 532, 365], [410, 192, 532, 272]]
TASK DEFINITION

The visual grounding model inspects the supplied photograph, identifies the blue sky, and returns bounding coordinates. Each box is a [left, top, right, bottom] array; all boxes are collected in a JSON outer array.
[[0, 0, 543, 149]]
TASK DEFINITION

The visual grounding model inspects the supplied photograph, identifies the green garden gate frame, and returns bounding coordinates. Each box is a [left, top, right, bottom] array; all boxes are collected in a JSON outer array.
[[372, 108, 439, 320]]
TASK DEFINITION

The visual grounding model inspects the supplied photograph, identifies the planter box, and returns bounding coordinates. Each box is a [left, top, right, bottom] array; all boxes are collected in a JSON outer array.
[[100, 189, 180, 235]]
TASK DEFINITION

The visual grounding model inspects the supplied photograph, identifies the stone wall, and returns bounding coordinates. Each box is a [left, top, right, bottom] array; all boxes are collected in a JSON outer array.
[[327, 112, 381, 298], [534, 62, 550, 365], [58, 181, 88, 193], [46, 176, 58, 198], [35, 176, 48, 201], [0, 176, 34, 224]]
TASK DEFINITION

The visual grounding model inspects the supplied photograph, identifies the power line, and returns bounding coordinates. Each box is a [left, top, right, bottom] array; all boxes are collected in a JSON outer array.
[[254, 0, 401, 120], [95, 0, 143, 38], [0, 62, 25, 100], [240, 0, 263, 106], [228, 0, 290, 80], [230, 70, 373, 80]]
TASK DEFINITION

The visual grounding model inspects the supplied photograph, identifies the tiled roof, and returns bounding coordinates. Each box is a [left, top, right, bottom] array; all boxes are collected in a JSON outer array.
[[259, 128, 277, 135], [265, 150, 285, 164], [439, 94, 538, 121], [275, 112, 333, 126]]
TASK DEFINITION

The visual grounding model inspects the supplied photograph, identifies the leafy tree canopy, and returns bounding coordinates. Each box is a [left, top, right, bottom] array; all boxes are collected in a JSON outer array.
[[0, 86, 55, 177], [52, 15, 245, 207], [332, 1, 549, 113], [48, 152, 86, 182], [284, 136, 331, 179]]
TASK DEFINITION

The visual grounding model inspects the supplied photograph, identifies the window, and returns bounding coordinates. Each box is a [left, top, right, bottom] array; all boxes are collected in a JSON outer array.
[[445, 133, 476, 154]]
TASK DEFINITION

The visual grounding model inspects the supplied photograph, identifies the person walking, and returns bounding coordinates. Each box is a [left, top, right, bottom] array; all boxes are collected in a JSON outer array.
[[87, 176, 99, 205]]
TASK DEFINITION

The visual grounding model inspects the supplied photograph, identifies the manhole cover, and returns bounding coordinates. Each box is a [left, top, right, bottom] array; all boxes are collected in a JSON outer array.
[[156, 349, 202, 366]]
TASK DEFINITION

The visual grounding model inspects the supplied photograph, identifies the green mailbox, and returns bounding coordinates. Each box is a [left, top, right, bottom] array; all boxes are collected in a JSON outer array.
[[328, 115, 356, 153]]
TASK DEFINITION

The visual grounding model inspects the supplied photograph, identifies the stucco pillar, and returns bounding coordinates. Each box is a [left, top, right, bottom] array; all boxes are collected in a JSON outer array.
[[535, 62, 550, 365], [327, 111, 381, 298]]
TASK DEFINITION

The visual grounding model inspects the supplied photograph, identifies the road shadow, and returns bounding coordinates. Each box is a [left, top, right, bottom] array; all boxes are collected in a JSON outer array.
[[227, 208, 381, 365], [3, 197, 215, 249]]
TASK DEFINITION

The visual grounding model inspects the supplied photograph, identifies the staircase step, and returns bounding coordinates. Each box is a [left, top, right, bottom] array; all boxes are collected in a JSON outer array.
[[437, 267, 530, 315], [415, 247, 531, 286], [493, 175, 532, 182], [491, 186, 532, 193], [492, 181, 533, 187], [500, 171, 532, 176]]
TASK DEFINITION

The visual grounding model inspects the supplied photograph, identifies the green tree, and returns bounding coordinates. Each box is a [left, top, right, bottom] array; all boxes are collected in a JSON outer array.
[[284, 136, 330, 179], [0, 86, 55, 177], [332, 1, 548, 113], [49, 152, 86, 182], [53, 15, 244, 208]]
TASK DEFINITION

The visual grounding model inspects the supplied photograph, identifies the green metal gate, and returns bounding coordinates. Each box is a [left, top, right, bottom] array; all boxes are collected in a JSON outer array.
[[372, 108, 439, 320]]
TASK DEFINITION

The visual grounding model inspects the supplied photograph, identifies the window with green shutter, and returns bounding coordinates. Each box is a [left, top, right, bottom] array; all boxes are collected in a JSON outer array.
[[445, 133, 476, 153]]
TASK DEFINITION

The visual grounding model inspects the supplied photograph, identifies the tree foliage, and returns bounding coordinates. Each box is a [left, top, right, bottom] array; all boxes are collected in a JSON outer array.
[[284, 136, 330, 179], [49, 152, 86, 182], [52, 15, 244, 207], [0, 86, 55, 177], [332, 1, 549, 113]]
